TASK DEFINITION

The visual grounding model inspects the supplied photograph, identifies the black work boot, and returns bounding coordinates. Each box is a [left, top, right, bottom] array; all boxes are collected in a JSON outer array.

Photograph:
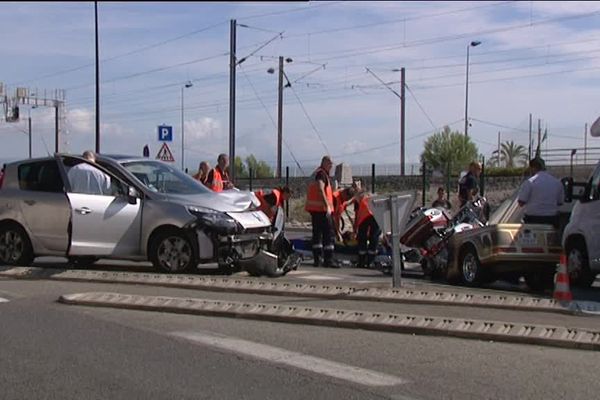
[[357, 254, 366, 268], [312, 252, 321, 267]]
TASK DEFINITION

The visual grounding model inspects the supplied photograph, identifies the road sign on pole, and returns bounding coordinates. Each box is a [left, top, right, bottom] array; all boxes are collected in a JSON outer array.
[[156, 142, 175, 162], [158, 125, 173, 142], [369, 192, 416, 288]]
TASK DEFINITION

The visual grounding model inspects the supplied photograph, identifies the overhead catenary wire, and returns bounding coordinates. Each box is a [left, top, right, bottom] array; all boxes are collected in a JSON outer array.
[[287, 83, 330, 155], [282, 1, 515, 38], [8, 20, 228, 86], [287, 8, 600, 63], [238, 66, 306, 175], [404, 84, 437, 132]]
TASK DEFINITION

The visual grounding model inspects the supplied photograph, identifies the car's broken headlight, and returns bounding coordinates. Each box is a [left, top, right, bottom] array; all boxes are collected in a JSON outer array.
[[187, 206, 240, 234]]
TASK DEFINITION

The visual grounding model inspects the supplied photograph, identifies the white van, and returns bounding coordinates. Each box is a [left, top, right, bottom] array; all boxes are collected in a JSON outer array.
[[562, 117, 600, 287]]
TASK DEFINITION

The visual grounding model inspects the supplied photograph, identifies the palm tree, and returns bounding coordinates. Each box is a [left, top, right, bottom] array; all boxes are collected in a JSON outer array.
[[500, 141, 527, 168]]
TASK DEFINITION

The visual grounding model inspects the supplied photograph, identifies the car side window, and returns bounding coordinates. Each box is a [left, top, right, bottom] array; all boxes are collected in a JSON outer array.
[[18, 161, 64, 193], [62, 158, 121, 196]]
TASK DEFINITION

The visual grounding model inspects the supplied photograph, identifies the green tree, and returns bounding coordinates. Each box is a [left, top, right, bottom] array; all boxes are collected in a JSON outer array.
[[233, 156, 248, 179], [492, 140, 527, 168], [420, 126, 479, 175], [245, 154, 274, 178]]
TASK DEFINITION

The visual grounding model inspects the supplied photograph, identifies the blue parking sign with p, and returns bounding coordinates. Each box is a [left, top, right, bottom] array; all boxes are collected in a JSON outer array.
[[158, 125, 173, 142]]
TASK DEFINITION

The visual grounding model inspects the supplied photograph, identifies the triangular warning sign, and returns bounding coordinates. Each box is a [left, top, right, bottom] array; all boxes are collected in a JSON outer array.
[[156, 142, 175, 162]]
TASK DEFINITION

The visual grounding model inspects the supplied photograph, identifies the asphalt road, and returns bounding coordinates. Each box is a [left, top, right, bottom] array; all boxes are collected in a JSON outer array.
[[1, 277, 600, 400]]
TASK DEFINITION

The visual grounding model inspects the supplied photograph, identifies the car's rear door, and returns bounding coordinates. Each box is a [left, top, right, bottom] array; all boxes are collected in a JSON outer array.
[[59, 156, 142, 257], [16, 159, 70, 253]]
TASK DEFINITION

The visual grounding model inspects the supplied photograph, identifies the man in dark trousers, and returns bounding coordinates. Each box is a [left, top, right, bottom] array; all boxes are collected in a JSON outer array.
[[305, 156, 336, 268], [458, 161, 482, 208]]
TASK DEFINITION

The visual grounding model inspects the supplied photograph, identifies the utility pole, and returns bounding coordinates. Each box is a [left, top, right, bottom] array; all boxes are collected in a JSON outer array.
[[366, 67, 405, 175], [584, 123, 588, 165], [277, 56, 283, 179], [497, 131, 501, 167], [55, 104, 59, 153], [536, 118, 541, 158], [528, 113, 532, 161], [229, 19, 237, 183], [28, 116, 32, 159], [400, 67, 406, 176], [95, 1, 100, 154]]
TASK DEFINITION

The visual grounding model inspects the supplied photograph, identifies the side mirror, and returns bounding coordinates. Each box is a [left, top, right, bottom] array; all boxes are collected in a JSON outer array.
[[562, 177, 573, 203], [562, 177, 589, 203], [127, 186, 140, 205]]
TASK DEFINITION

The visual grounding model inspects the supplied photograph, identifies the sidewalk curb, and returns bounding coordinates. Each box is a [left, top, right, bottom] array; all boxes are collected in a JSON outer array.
[[58, 292, 600, 352], [1, 266, 598, 316]]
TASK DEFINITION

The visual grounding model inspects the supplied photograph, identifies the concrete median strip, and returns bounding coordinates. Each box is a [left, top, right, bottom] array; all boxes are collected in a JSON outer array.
[[58, 292, 600, 351], [2, 266, 599, 315]]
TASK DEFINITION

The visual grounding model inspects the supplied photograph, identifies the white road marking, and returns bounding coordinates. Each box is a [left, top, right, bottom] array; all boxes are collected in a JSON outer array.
[[171, 331, 406, 387], [0, 297, 9, 303]]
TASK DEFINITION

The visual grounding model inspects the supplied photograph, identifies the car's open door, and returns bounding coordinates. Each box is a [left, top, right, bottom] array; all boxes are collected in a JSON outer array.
[[57, 155, 143, 257]]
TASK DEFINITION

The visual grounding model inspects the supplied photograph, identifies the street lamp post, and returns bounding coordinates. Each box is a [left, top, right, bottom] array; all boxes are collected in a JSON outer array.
[[464, 40, 481, 137], [181, 81, 193, 171], [268, 57, 293, 179]]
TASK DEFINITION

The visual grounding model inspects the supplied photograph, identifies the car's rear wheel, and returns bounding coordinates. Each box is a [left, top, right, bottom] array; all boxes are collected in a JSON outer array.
[[150, 229, 197, 273], [458, 246, 485, 287], [0, 223, 34, 266], [566, 240, 595, 288]]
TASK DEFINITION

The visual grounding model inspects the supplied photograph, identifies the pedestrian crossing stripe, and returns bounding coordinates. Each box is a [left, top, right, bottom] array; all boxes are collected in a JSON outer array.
[[156, 142, 175, 162]]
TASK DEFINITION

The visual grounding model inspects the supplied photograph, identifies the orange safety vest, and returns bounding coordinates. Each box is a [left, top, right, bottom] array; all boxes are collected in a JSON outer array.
[[255, 189, 282, 221], [209, 167, 225, 192], [355, 196, 374, 229], [305, 168, 334, 213], [332, 190, 347, 228]]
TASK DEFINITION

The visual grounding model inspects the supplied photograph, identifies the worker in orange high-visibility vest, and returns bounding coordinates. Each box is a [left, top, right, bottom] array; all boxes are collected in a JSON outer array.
[[206, 153, 234, 192], [331, 186, 357, 242], [354, 189, 381, 268], [254, 186, 292, 223], [305, 155, 336, 268]]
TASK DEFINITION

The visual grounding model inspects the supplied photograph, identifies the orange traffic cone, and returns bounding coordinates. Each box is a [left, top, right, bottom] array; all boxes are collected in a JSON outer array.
[[554, 253, 573, 302]]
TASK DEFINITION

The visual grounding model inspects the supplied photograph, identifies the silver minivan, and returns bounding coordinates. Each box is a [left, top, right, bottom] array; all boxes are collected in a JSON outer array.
[[562, 160, 600, 287], [0, 154, 273, 274]]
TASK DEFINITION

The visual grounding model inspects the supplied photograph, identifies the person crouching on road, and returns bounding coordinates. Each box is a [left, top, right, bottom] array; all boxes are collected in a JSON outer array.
[[254, 186, 292, 224], [517, 157, 564, 228], [207, 153, 234, 192], [332, 186, 358, 242], [305, 156, 336, 268], [354, 189, 381, 268]]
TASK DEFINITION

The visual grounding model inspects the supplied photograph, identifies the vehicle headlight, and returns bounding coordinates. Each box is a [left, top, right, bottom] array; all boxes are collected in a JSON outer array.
[[187, 206, 240, 234]]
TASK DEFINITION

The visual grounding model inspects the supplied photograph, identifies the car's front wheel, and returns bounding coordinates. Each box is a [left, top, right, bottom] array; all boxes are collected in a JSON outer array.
[[458, 246, 485, 287], [0, 223, 34, 266], [149, 228, 197, 273], [566, 240, 595, 288]]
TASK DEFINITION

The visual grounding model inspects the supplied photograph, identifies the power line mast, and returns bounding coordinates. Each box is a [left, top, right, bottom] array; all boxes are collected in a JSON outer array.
[[1, 83, 66, 153]]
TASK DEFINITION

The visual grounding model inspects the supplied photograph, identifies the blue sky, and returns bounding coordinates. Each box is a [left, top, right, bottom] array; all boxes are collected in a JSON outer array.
[[1, 1, 600, 173]]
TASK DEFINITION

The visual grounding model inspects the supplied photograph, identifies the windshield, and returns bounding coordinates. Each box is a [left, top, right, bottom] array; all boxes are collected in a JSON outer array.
[[122, 160, 211, 195]]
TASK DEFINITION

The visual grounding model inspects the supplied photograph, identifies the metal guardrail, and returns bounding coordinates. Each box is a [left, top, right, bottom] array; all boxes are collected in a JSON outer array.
[[58, 292, 600, 351]]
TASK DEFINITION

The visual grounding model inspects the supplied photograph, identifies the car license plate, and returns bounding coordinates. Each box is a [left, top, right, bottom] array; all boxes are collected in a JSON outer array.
[[517, 231, 537, 246]]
